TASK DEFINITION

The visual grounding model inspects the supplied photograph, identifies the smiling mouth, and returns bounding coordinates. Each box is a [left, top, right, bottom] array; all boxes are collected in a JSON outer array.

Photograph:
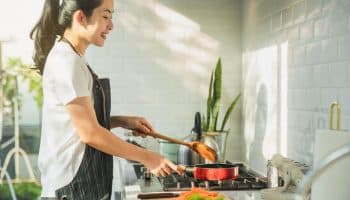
[[101, 33, 107, 40]]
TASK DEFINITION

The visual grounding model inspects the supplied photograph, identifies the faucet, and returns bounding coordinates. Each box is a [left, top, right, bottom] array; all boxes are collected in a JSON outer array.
[[329, 101, 341, 131], [294, 142, 350, 200]]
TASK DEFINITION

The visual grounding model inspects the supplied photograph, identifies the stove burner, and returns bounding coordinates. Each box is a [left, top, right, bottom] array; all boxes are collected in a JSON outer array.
[[160, 162, 268, 191]]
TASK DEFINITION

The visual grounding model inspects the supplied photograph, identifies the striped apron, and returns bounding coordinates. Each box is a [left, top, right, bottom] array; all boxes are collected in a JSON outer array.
[[53, 66, 113, 200]]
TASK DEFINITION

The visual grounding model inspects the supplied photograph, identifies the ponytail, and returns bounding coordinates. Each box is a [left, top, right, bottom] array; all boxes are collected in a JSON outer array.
[[30, 0, 61, 75], [30, 0, 103, 75]]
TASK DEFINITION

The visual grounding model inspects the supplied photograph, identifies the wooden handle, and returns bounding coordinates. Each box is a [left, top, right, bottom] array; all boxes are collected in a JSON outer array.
[[146, 132, 190, 147]]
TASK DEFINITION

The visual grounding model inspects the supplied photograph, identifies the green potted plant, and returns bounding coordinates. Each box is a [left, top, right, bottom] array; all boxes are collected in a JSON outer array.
[[0, 182, 41, 200], [0, 58, 42, 198], [201, 58, 241, 160]]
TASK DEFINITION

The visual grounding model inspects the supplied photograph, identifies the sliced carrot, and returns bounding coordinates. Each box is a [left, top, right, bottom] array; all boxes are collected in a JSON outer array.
[[177, 187, 224, 200]]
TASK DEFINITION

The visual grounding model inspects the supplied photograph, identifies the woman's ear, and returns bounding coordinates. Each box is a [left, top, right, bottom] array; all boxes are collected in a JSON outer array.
[[73, 10, 87, 26]]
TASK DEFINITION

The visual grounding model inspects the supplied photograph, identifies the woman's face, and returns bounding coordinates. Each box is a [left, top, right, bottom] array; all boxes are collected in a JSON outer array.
[[84, 0, 114, 46]]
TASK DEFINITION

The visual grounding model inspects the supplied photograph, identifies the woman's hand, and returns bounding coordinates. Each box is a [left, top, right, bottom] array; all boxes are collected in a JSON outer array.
[[111, 116, 155, 137], [143, 151, 183, 177]]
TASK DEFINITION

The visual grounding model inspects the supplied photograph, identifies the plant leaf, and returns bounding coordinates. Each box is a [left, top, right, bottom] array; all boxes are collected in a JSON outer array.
[[213, 58, 222, 101], [206, 71, 214, 131], [201, 115, 207, 131], [220, 93, 241, 131], [212, 58, 222, 130], [210, 100, 220, 131]]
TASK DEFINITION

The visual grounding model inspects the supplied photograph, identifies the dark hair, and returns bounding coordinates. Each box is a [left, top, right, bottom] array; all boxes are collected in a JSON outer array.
[[30, 0, 103, 74]]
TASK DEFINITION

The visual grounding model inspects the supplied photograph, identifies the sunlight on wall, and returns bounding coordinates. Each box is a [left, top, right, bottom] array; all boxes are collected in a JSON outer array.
[[280, 42, 288, 157], [242, 45, 278, 172], [117, 0, 220, 98], [243, 41, 289, 173]]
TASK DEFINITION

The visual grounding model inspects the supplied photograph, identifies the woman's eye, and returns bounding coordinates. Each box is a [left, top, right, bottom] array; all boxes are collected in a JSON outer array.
[[103, 15, 113, 21]]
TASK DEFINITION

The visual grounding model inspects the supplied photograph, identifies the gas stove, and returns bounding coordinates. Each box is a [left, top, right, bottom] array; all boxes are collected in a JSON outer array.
[[127, 162, 267, 200], [160, 163, 267, 192]]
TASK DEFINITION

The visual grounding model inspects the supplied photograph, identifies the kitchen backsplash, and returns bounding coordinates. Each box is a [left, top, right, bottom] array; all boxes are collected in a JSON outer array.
[[86, 0, 243, 160], [242, 0, 350, 174]]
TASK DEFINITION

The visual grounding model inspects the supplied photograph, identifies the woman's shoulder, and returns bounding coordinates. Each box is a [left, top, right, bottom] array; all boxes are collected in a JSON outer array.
[[48, 42, 79, 62], [45, 42, 85, 72]]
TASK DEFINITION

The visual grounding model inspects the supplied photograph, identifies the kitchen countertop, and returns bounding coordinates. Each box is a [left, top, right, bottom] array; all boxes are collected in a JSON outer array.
[[118, 161, 264, 200]]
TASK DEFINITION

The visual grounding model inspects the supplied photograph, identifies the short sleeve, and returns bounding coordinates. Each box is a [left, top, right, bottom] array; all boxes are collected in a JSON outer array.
[[52, 54, 91, 105]]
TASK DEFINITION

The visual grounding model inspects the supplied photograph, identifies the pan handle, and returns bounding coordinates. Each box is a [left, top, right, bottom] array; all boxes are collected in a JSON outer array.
[[137, 192, 179, 199], [183, 166, 195, 177]]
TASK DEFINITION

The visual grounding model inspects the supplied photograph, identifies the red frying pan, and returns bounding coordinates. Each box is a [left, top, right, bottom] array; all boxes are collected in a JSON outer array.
[[183, 163, 239, 181]]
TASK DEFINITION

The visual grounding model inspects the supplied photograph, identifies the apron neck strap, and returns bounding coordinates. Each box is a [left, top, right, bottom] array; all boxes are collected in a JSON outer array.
[[60, 37, 99, 80]]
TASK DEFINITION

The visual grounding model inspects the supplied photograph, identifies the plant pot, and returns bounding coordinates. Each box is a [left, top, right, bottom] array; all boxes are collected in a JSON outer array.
[[202, 130, 229, 163]]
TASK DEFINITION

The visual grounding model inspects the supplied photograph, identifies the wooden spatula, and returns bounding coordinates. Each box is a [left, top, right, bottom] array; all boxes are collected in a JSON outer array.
[[145, 132, 217, 162]]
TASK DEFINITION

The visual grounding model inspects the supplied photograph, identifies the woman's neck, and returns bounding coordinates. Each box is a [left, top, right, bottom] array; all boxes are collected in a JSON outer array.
[[62, 31, 88, 56]]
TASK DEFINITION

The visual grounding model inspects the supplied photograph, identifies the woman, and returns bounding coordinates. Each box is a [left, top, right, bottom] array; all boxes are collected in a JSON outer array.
[[30, 0, 181, 199]]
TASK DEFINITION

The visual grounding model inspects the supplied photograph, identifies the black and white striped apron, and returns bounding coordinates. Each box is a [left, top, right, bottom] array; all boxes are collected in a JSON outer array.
[[54, 68, 113, 200]]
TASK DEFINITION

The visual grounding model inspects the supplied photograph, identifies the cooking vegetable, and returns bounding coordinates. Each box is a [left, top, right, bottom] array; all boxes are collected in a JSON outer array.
[[177, 188, 225, 200]]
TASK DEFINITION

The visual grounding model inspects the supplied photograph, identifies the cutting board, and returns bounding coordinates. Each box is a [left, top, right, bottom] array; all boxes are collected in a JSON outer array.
[[311, 129, 350, 200], [137, 191, 232, 200]]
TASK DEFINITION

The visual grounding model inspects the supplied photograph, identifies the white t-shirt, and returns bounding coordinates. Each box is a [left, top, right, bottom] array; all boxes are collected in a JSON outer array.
[[38, 41, 93, 197]]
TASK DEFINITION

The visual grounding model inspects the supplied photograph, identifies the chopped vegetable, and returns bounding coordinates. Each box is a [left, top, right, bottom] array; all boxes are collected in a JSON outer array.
[[177, 188, 225, 200]]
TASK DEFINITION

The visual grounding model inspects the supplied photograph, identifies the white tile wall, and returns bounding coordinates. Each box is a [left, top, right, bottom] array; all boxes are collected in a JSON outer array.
[[1, 0, 242, 188], [86, 0, 242, 160], [242, 0, 350, 173]]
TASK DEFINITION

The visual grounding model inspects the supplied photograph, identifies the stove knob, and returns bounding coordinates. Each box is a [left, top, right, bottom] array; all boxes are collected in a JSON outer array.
[[143, 167, 151, 181], [218, 180, 222, 186], [191, 181, 195, 188], [205, 181, 210, 189]]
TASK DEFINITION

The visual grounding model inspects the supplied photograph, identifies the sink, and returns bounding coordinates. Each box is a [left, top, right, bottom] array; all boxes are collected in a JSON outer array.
[[311, 129, 350, 200]]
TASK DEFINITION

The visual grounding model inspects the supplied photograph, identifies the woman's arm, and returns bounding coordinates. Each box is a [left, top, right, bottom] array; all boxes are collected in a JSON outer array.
[[110, 116, 127, 129], [111, 116, 123, 129], [110, 116, 155, 132], [65, 96, 180, 176]]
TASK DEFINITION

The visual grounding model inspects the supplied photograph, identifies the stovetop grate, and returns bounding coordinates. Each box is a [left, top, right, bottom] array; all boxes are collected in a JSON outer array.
[[160, 162, 268, 191]]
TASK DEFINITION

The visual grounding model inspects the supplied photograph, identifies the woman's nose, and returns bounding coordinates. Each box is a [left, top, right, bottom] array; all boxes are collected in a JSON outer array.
[[108, 21, 114, 31]]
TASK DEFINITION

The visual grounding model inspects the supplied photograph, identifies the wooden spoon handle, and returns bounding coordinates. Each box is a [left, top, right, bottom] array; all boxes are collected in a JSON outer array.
[[146, 132, 190, 147]]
